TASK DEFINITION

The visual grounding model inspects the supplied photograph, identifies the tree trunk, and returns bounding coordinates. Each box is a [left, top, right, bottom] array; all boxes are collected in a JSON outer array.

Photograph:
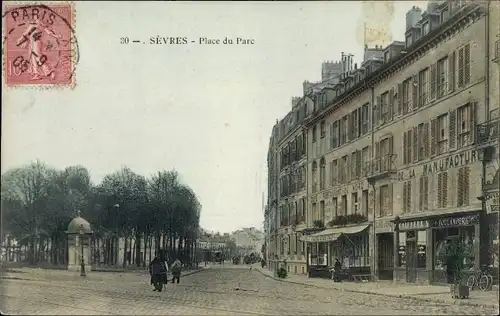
[[148, 236, 152, 263], [135, 233, 141, 267], [178, 236, 183, 258], [131, 237, 135, 265], [123, 235, 128, 268], [142, 233, 148, 267]]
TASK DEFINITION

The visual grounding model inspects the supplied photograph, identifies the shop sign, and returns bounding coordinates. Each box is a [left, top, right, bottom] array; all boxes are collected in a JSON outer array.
[[422, 150, 478, 175], [431, 214, 479, 228], [399, 220, 429, 231], [305, 233, 338, 243], [375, 219, 393, 231]]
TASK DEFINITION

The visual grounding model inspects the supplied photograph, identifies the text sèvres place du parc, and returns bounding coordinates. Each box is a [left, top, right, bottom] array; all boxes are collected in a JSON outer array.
[[149, 36, 255, 45]]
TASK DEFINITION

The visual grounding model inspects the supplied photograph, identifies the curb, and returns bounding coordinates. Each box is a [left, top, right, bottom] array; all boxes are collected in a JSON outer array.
[[254, 268, 499, 309]]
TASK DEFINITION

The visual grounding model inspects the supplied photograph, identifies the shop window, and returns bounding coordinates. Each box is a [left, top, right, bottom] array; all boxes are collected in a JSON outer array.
[[417, 230, 427, 269], [318, 243, 327, 265], [398, 232, 406, 267]]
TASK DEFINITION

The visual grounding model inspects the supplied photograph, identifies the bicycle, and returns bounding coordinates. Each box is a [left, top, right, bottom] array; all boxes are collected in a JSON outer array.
[[466, 267, 493, 291]]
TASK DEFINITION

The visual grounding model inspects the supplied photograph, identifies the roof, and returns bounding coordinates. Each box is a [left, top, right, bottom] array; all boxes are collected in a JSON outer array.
[[67, 216, 92, 234], [300, 224, 369, 243]]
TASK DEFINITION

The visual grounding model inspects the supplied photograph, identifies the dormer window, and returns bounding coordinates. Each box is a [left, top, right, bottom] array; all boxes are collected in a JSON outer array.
[[406, 34, 412, 47], [440, 7, 449, 22], [384, 51, 390, 63], [422, 21, 429, 36]]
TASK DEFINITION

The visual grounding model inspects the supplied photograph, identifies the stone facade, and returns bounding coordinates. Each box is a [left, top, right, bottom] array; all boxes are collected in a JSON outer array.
[[266, 1, 499, 283]]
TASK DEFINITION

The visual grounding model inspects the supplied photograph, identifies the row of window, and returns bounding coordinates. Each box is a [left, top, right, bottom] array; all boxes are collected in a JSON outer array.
[[277, 233, 306, 256], [279, 165, 306, 198], [309, 44, 472, 159], [402, 167, 470, 213], [311, 190, 371, 223], [308, 166, 471, 225], [280, 131, 307, 170], [278, 198, 307, 228], [377, 45, 471, 129]]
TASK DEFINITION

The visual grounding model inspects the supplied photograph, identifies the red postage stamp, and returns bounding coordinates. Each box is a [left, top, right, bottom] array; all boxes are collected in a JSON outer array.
[[2, 2, 78, 88]]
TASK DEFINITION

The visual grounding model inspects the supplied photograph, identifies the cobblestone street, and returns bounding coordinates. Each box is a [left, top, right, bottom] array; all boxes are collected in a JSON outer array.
[[1, 266, 498, 315]]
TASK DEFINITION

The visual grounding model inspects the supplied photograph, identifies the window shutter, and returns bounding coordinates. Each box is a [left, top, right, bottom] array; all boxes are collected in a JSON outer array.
[[397, 83, 403, 116], [412, 126, 418, 162], [449, 109, 457, 151], [457, 167, 464, 206], [389, 87, 395, 120], [430, 119, 437, 156], [375, 96, 381, 126], [329, 123, 334, 149], [375, 141, 380, 158], [407, 129, 412, 164], [388, 183, 393, 215], [430, 63, 437, 101], [412, 74, 419, 110], [419, 177, 424, 211], [423, 122, 430, 158], [389, 136, 394, 156], [377, 188, 382, 218], [402, 182, 407, 213], [346, 114, 352, 142], [329, 160, 333, 186], [437, 173, 442, 208], [442, 171, 448, 207], [458, 47, 464, 87], [470, 102, 476, 145], [423, 177, 429, 210], [367, 103, 372, 131], [403, 132, 407, 164], [448, 51, 456, 92], [464, 44, 470, 85]]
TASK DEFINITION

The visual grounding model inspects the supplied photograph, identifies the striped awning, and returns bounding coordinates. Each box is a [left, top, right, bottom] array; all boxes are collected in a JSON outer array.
[[300, 224, 369, 243]]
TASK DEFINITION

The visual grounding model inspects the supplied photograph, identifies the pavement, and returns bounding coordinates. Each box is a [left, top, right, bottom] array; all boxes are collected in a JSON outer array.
[[0, 264, 498, 315], [254, 265, 500, 310]]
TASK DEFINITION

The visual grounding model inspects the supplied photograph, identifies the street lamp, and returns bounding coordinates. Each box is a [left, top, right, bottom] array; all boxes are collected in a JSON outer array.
[[79, 226, 86, 277]]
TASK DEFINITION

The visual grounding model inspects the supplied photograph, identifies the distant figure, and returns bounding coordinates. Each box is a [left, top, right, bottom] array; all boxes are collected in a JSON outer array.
[[171, 258, 182, 284], [333, 258, 342, 282], [149, 256, 168, 292]]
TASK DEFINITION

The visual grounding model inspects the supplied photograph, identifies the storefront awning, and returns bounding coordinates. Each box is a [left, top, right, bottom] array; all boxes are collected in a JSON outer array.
[[300, 224, 369, 243]]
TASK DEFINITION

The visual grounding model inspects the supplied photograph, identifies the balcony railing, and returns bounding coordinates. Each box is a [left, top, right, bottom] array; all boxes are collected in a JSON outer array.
[[363, 154, 397, 181], [476, 117, 499, 146]]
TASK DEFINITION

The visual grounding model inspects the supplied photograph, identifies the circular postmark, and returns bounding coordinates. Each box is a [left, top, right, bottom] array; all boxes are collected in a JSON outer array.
[[2, 3, 80, 87]]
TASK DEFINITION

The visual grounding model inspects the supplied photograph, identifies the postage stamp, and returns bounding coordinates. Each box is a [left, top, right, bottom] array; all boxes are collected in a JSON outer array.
[[2, 2, 79, 89]]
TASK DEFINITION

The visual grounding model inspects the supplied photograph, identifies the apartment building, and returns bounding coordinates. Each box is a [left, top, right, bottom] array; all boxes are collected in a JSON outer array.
[[266, 63, 343, 275], [302, 1, 498, 283], [276, 104, 308, 275]]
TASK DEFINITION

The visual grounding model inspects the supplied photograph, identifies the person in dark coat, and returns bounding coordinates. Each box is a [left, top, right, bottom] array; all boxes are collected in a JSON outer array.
[[171, 258, 182, 284], [149, 256, 167, 292], [333, 259, 342, 282]]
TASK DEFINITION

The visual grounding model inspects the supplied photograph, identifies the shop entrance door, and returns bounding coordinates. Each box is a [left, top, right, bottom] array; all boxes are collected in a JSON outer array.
[[406, 238, 418, 283]]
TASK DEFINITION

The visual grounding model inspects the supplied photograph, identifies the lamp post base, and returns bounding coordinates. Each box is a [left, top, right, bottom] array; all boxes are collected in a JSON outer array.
[[80, 261, 86, 277]]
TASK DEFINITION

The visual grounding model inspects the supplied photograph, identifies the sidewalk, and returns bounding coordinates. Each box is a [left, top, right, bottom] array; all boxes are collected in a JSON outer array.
[[255, 265, 499, 309]]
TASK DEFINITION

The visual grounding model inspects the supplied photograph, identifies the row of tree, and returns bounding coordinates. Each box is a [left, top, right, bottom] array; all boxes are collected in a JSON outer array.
[[1, 160, 201, 267]]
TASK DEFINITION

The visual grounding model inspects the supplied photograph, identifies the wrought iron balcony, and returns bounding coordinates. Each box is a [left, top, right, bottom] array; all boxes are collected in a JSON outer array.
[[363, 154, 397, 181], [476, 117, 499, 146]]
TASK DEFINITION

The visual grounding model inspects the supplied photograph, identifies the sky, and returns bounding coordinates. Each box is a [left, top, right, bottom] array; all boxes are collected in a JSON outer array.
[[2, 1, 427, 233]]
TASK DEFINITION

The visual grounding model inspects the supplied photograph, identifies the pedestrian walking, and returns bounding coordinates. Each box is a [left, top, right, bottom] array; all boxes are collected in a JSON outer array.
[[332, 258, 342, 282], [171, 258, 182, 284], [149, 256, 168, 292]]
